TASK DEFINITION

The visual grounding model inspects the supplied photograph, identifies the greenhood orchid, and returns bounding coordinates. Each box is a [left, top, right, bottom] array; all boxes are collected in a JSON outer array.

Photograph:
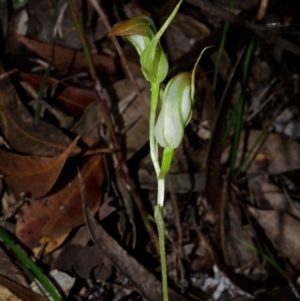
[[109, 2, 212, 300], [155, 47, 212, 178], [109, 14, 168, 84]]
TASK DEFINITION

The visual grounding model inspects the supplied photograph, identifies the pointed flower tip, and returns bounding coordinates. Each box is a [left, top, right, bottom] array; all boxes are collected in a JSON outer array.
[[109, 15, 156, 37], [109, 22, 128, 37]]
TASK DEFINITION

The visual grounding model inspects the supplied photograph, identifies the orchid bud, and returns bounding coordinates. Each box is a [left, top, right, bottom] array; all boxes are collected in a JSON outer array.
[[109, 14, 168, 83], [154, 72, 192, 149], [109, 15, 156, 55]]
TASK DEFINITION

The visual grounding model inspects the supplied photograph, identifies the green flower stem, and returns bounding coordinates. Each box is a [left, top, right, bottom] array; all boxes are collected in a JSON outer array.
[[155, 205, 169, 301], [156, 150, 169, 300], [159, 147, 174, 180], [150, 83, 168, 301], [150, 82, 161, 177]]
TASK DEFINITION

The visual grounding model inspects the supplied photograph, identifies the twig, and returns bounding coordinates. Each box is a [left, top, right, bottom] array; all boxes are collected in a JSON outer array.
[[88, 0, 148, 113], [185, 0, 300, 55]]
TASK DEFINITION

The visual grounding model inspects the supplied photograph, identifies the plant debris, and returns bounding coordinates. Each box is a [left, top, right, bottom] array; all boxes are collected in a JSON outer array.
[[1, 0, 300, 300]]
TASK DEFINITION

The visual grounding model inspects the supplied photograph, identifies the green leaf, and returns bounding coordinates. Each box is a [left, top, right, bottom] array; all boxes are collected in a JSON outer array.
[[0, 227, 62, 301]]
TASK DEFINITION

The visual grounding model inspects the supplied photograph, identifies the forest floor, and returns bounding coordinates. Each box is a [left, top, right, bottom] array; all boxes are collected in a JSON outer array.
[[1, 0, 300, 300]]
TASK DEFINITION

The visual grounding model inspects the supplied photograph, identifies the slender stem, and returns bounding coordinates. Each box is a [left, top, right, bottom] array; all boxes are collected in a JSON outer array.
[[149, 82, 161, 177], [155, 205, 169, 301], [150, 82, 168, 301], [157, 177, 165, 207]]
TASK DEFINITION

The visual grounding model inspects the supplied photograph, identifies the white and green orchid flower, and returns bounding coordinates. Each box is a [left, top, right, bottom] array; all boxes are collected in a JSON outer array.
[[154, 72, 192, 149], [109, 14, 168, 84], [109, 2, 212, 300], [155, 47, 213, 149], [109, 15, 156, 55], [155, 47, 213, 178]]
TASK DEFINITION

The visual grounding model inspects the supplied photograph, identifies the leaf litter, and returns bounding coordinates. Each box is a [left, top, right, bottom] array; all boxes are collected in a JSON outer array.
[[1, 0, 300, 300]]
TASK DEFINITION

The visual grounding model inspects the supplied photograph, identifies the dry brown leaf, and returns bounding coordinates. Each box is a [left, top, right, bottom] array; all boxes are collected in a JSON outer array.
[[72, 78, 150, 158], [52, 245, 112, 281], [16, 154, 104, 253], [16, 35, 117, 81], [20, 72, 100, 117], [57, 86, 100, 117], [0, 63, 76, 157], [0, 137, 79, 199], [248, 206, 300, 264]]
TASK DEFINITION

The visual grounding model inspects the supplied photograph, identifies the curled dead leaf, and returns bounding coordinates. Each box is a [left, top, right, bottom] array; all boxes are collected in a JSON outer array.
[[0, 137, 80, 199], [16, 154, 104, 254]]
